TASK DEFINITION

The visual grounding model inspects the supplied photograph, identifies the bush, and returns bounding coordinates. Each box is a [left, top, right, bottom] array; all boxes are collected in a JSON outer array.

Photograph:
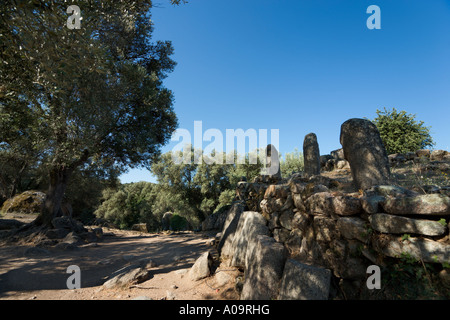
[[372, 108, 434, 154], [170, 213, 189, 231], [94, 182, 157, 230]]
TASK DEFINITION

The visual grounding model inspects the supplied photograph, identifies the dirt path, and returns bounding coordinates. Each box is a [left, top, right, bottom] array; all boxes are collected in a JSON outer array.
[[0, 227, 240, 300]]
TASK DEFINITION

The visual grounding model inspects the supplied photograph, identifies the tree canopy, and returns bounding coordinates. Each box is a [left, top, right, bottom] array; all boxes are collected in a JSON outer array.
[[0, 0, 178, 225]]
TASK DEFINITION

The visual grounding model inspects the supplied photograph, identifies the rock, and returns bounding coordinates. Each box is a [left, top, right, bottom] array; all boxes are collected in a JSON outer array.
[[278, 259, 331, 300], [369, 213, 447, 236], [301, 183, 329, 201], [0, 219, 25, 230], [62, 231, 83, 245], [284, 229, 304, 255], [273, 228, 291, 243], [292, 212, 309, 231], [138, 258, 158, 269], [52, 216, 86, 233], [340, 118, 391, 190], [45, 228, 70, 239], [91, 227, 103, 238], [439, 269, 450, 289], [131, 223, 147, 233], [1, 191, 45, 214], [365, 185, 418, 198], [337, 217, 370, 242], [381, 194, 450, 216], [305, 192, 334, 216], [280, 194, 294, 211], [241, 235, 287, 300], [360, 195, 385, 214], [320, 155, 333, 168], [166, 291, 177, 300], [330, 148, 345, 161], [264, 184, 289, 199], [279, 210, 294, 230], [202, 204, 231, 231], [372, 235, 450, 264], [331, 196, 362, 216], [230, 211, 269, 268], [430, 149, 448, 161], [189, 251, 214, 281], [215, 270, 232, 286], [292, 193, 306, 211], [289, 181, 306, 194], [388, 153, 407, 165], [162, 212, 173, 231], [103, 266, 151, 289], [217, 203, 244, 257], [303, 133, 321, 178], [416, 149, 431, 158], [314, 216, 340, 242], [336, 160, 349, 170]]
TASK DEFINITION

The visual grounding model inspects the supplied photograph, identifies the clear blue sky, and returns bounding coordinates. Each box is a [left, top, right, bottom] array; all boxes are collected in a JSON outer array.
[[120, 0, 450, 184]]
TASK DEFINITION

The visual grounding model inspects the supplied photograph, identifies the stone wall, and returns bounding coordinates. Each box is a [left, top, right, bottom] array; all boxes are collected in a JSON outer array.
[[213, 122, 450, 299], [216, 174, 450, 299]]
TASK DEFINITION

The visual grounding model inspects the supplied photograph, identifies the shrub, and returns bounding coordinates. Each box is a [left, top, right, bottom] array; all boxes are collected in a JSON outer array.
[[372, 108, 434, 154]]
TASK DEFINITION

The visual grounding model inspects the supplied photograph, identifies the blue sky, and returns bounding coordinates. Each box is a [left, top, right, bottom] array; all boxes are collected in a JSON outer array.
[[120, 0, 450, 183]]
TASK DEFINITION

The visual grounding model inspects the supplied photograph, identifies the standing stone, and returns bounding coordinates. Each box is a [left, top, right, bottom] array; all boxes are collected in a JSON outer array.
[[303, 133, 321, 178], [340, 118, 391, 190]]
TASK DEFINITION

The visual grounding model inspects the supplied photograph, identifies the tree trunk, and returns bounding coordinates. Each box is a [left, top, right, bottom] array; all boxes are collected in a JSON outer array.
[[35, 167, 72, 227]]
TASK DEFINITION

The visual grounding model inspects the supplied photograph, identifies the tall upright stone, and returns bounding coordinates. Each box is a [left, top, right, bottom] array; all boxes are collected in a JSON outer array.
[[340, 118, 391, 190], [303, 133, 321, 178]]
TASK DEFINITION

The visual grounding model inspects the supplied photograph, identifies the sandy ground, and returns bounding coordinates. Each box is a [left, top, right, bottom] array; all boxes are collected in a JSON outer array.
[[0, 224, 241, 300]]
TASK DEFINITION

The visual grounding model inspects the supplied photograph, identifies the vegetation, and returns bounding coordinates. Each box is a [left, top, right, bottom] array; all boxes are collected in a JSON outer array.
[[372, 254, 450, 300], [280, 148, 304, 178], [372, 108, 434, 154], [0, 1, 178, 227]]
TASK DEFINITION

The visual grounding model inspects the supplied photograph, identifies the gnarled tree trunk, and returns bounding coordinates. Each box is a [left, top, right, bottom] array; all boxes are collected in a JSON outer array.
[[35, 167, 73, 227]]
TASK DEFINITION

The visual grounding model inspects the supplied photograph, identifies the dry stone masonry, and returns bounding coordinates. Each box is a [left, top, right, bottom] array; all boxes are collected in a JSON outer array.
[[208, 118, 450, 299]]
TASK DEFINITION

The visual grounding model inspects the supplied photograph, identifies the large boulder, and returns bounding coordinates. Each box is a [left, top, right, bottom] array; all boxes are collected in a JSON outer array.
[[1, 191, 45, 214], [278, 259, 331, 300], [161, 212, 173, 231], [217, 202, 244, 257], [340, 118, 391, 190], [241, 235, 287, 300], [230, 211, 269, 268]]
